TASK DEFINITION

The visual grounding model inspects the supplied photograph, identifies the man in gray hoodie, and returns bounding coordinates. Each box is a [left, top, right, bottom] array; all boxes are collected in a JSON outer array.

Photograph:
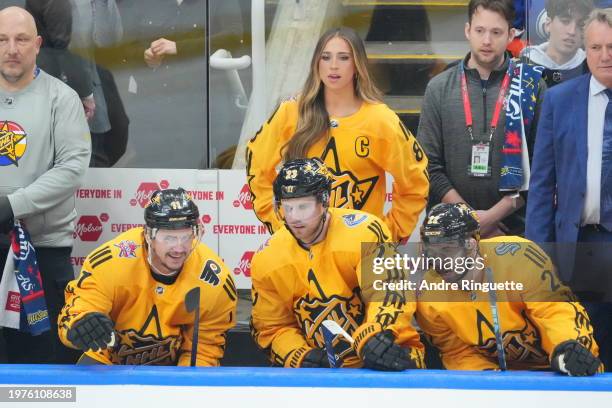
[[521, 0, 594, 87], [0, 6, 90, 363]]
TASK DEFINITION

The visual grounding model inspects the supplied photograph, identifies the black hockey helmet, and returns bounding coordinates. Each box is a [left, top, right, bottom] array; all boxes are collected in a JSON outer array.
[[144, 188, 199, 230], [273, 158, 333, 207], [421, 203, 480, 244]]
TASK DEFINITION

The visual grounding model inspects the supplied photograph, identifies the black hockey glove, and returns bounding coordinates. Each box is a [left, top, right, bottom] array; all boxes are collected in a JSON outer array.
[[67, 312, 116, 352], [0, 196, 14, 233], [361, 330, 417, 371], [551, 340, 601, 376], [301, 348, 330, 368]]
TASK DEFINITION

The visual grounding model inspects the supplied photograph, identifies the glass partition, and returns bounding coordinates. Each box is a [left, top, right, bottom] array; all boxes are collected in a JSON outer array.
[[209, 0, 470, 169], [25, 0, 474, 169], [29, 0, 208, 169]]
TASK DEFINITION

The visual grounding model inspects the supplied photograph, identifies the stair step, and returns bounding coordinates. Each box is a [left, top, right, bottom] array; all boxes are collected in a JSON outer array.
[[384, 95, 423, 114], [344, 0, 467, 7], [366, 40, 468, 60]]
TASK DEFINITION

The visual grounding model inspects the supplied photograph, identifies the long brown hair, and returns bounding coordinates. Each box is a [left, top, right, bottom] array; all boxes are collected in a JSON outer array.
[[282, 27, 382, 161]]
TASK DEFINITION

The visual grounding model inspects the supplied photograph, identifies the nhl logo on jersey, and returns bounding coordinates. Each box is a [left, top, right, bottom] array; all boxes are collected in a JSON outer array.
[[113, 329, 182, 365], [321, 138, 378, 210], [293, 280, 364, 365]]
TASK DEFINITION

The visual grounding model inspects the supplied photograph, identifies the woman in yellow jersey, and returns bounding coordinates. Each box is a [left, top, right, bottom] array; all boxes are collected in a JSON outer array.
[[246, 27, 429, 242]]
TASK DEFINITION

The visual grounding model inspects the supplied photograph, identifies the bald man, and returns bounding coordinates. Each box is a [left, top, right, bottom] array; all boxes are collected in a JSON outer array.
[[0, 6, 91, 363]]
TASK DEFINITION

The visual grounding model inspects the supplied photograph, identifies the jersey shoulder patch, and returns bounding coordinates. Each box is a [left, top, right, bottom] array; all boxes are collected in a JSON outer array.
[[113, 240, 141, 258], [494, 242, 522, 256], [342, 213, 368, 227], [199, 259, 222, 287]]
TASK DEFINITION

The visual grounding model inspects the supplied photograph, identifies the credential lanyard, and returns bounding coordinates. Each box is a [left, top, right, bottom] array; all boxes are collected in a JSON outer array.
[[459, 62, 512, 142]]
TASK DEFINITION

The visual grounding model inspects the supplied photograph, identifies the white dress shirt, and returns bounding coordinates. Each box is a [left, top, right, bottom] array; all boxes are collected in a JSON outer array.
[[582, 76, 609, 225]]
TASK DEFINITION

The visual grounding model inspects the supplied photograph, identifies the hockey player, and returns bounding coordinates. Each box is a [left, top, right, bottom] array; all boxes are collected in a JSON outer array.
[[58, 188, 236, 365], [415, 203, 602, 375], [245, 26, 429, 242], [250, 158, 424, 370]]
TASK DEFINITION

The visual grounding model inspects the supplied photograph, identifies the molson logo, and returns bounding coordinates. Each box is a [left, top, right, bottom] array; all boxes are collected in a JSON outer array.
[[130, 180, 169, 208], [233, 251, 254, 277], [74, 214, 108, 241], [233, 184, 253, 210]]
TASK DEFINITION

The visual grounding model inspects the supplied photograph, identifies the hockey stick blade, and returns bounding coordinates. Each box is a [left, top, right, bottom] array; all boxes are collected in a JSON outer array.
[[322, 320, 354, 343], [185, 287, 201, 367]]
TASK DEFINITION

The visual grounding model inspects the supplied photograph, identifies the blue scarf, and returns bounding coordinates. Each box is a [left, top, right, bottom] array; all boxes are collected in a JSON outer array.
[[10, 222, 50, 335], [500, 61, 543, 191]]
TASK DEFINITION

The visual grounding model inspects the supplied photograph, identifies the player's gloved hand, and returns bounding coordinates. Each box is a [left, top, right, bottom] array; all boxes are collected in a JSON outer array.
[[67, 312, 116, 352], [300, 348, 330, 368], [551, 340, 601, 376], [361, 330, 417, 371], [0, 196, 14, 233]]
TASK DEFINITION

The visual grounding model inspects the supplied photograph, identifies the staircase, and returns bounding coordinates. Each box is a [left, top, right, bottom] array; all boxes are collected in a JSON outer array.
[[340, 0, 469, 134]]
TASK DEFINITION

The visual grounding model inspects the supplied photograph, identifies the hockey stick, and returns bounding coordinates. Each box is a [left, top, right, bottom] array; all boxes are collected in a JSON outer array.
[[321, 320, 354, 368], [485, 267, 507, 371], [184, 287, 201, 367]]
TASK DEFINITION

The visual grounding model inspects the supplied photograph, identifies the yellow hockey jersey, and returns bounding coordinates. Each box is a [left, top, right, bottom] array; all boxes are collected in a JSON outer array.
[[416, 236, 600, 371], [250, 207, 424, 368], [58, 227, 237, 366], [245, 99, 429, 241]]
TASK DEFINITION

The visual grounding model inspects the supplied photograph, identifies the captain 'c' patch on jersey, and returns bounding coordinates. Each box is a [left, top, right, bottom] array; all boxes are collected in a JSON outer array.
[[355, 136, 369, 158], [0, 120, 27, 167]]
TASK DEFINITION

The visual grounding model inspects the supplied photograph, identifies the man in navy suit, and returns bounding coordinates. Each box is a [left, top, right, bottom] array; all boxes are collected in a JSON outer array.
[[526, 8, 612, 370]]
